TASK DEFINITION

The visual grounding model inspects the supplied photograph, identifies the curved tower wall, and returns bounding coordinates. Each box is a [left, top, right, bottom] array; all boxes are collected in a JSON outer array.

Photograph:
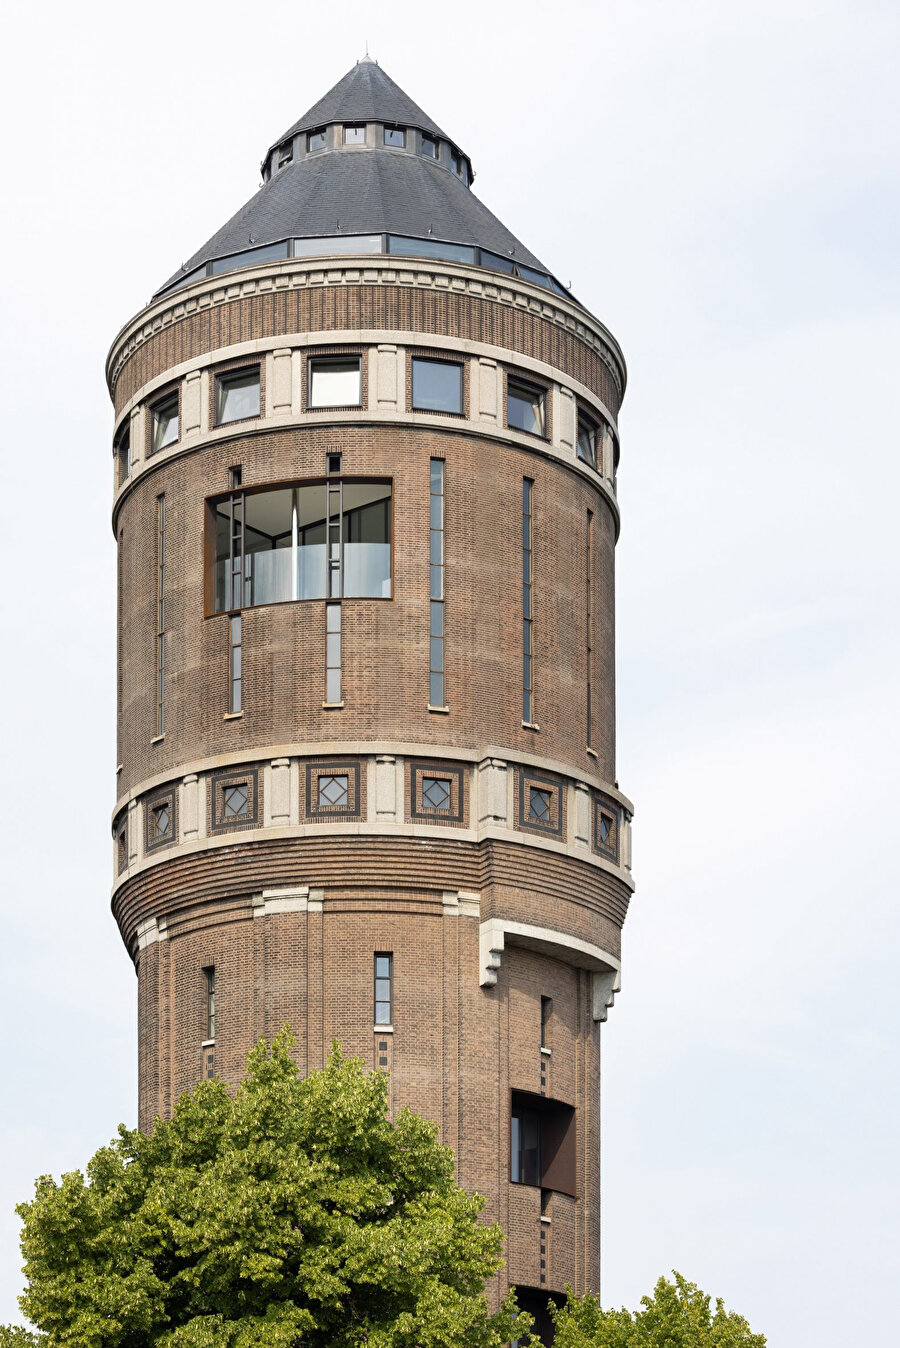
[[108, 80, 633, 1312]]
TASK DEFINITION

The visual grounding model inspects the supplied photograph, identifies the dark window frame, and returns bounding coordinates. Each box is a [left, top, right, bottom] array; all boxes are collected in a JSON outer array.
[[507, 376, 548, 440], [149, 389, 180, 456], [307, 352, 363, 410], [383, 125, 406, 147], [215, 365, 261, 427], [374, 952, 393, 1027], [411, 355, 464, 416]]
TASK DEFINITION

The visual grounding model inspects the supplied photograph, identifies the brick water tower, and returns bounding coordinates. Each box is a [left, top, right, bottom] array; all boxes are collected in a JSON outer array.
[[107, 58, 633, 1333]]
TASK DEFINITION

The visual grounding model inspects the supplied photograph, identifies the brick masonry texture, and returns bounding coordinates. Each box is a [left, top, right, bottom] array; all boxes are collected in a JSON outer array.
[[112, 252, 630, 1308]]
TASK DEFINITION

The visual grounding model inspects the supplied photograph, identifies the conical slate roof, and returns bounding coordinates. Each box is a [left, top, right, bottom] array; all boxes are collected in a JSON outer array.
[[157, 62, 563, 298]]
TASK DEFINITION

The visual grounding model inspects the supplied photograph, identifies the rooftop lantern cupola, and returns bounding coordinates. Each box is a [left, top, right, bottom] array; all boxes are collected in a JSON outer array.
[[159, 62, 573, 300]]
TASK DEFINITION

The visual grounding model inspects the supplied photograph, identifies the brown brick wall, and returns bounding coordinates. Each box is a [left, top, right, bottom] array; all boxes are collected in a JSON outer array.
[[117, 424, 618, 797], [111, 283, 622, 417], [134, 905, 602, 1298]]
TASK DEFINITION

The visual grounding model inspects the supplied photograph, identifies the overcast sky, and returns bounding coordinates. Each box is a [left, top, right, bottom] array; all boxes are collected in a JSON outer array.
[[1, 1, 898, 1343]]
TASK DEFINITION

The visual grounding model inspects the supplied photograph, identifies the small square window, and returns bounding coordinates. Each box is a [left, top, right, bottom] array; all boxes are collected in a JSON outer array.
[[318, 773, 349, 808], [507, 379, 546, 438], [307, 128, 326, 152], [308, 356, 361, 408], [217, 368, 260, 425], [343, 125, 365, 144], [577, 415, 598, 469], [422, 776, 451, 811], [278, 140, 294, 167], [528, 787, 551, 823], [152, 803, 170, 838], [150, 392, 179, 454], [223, 783, 250, 818], [412, 357, 463, 414], [384, 126, 406, 147], [421, 135, 437, 159]]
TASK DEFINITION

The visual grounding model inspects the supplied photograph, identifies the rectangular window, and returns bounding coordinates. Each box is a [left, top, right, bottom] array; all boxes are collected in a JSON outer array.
[[507, 378, 546, 438], [343, 124, 365, 144], [325, 602, 341, 703], [577, 414, 598, 469], [511, 1092, 576, 1195], [374, 952, 393, 1026], [511, 1101, 541, 1186], [522, 479, 534, 724], [156, 495, 166, 736], [229, 613, 242, 713], [307, 127, 326, 152], [413, 357, 463, 414], [212, 479, 392, 611], [421, 135, 437, 158], [384, 125, 406, 147], [308, 355, 361, 408], [429, 459, 445, 707], [203, 967, 216, 1041], [150, 391, 179, 455], [278, 139, 294, 167], [541, 996, 552, 1050], [115, 423, 130, 486], [586, 510, 593, 750], [216, 368, 260, 425]]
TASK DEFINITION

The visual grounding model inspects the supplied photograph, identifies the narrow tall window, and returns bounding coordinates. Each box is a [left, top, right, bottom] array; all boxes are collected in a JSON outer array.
[[156, 495, 166, 737], [115, 423, 130, 486], [325, 603, 341, 703], [229, 614, 242, 713], [203, 967, 216, 1041], [374, 953, 393, 1026], [522, 479, 534, 724], [541, 996, 552, 1050], [429, 459, 445, 707], [586, 510, 593, 750]]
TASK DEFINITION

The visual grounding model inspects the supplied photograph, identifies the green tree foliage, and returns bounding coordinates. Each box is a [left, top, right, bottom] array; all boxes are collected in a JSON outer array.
[[13, 1033, 527, 1348], [551, 1272, 765, 1348]]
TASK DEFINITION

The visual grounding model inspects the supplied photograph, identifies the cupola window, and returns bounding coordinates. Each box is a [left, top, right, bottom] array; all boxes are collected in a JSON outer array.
[[343, 124, 365, 144], [421, 135, 436, 158], [307, 127, 326, 152], [278, 140, 294, 167], [384, 125, 406, 147]]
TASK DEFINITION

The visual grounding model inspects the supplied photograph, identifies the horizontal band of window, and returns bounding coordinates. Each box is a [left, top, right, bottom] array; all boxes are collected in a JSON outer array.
[[159, 235, 573, 302]]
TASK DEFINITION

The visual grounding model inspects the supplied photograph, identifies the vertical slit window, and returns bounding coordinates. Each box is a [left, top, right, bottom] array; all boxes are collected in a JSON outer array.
[[204, 967, 216, 1041], [326, 603, 341, 703], [430, 459, 445, 707], [156, 495, 166, 737], [229, 614, 242, 713], [374, 953, 393, 1026], [522, 479, 534, 724], [586, 510, 593, 750], [541, 996, 552, 1050]]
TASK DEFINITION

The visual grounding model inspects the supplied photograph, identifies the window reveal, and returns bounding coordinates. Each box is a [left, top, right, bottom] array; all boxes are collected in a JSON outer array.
[[511, 1093, 576, 1195], [212, 480, 392, 612]]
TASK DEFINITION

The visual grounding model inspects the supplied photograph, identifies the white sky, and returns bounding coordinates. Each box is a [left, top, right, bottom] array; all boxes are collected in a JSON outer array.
[[1, 2, 898, 1343]]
